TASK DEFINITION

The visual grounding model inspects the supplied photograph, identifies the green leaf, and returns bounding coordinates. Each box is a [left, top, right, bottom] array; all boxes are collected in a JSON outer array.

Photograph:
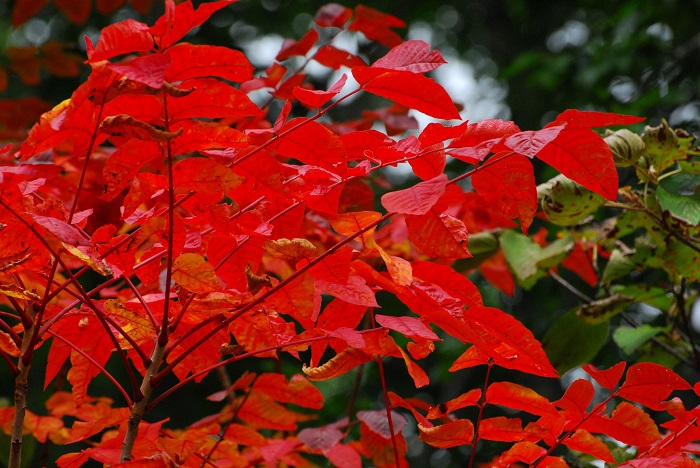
[[577, 294, 634, 324], [466, 232, 499, 256], [499, 230, 545, 289], [657, 172, 700, 225], [500, 230, 573, 289], [613, 325, 667, 355], [611, 284, 673, 312], [538, 174, 605, 226], [665, 240, 700, 281], [601, 249, 636, 284], [542, 308, 609, 374], [641, 119, 688, 173]]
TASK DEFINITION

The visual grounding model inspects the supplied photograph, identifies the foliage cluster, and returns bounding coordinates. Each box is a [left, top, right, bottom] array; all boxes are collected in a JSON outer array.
[[0, 1, 699, 467]]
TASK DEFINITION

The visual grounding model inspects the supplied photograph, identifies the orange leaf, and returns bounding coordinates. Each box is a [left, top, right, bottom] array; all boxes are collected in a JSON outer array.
[[303, 347, 373, 381], [498, 441, 546, 464], [172, 253, 221, 294], [581, 401, 660, 446], [486, 381, 558, 417], [418, 419, 474, 448], [562, 429, 615, 462]]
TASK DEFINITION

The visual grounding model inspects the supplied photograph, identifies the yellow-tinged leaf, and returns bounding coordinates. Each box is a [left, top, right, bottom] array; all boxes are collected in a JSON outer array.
[[303, 347, 372, 381], [0, 331, 20, 357], [104, 299, 156, 348], [64, 245, 113, 276], [172, 253, 221, 294], [99, 114, 183, 141], [264, 238, 317, 261], [330, 211, 382, 248], [375, 243, 413, 286], [0, 283, 41, 301]]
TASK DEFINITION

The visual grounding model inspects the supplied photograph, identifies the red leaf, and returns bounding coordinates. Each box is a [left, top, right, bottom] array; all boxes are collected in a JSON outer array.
[[479, 416, 527, 442], [549, 109, 646, 129], [32, 215, 89, 246], [326, 444, 362, 468], [472, 152, 537, 233], [298, 418, 346, 450], [561, 242, 598, 287], [406, 210, 471, 258], [149, 0, 237, 49], [348, 5, 405, 48], [375, 315, 439, 340], [170, 120, 248, 154], [500, 125, 565, 158], [357, 410, 407, 438], [409, 146, 446, 181], [536, 128, 619, 200], [449, 346, 490, 371], [277, 28, 319, 61], [313, 45, 367, 70], [270, 118, 346, 171], [87, 19, 155, 62], [353, 68, 461, 120], [422, 305, 558, 378], [107, 53, 170, 88], [583, 362, 626, 392], [427, 389, 481, 419], [253, 373, 324, 409], [499, 441, 546, 464], [381, 174, 447, 215], [165, 43, 253, 82], [396, 345, 430, 388], [373, 40, 446, 74], [315, 275, 379, 307], [562, 429, 616, 462], [450, 119, 520, 150], [314, 4, 353, 28], [553, 378, 594, 426], [581, 402, 660, 446], [165, 78, 262, 121], [411, 260, 483, 308], [618, 363, 692, 411], [293, 75, 348, 109], [418, 419, 474, 448], [486, 381, 558, 417]]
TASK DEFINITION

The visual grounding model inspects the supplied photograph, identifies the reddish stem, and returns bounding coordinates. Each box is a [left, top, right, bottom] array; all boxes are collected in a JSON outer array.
[[468, 360, 493, 468], [371, 308, 401, 466], [148, 330, 381, 409], [152, 212, 393, 384], [46, 330, 133, 405]]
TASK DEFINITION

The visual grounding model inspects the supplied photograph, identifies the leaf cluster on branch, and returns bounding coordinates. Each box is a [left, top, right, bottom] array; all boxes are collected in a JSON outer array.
[[0, 1, 699, 467]]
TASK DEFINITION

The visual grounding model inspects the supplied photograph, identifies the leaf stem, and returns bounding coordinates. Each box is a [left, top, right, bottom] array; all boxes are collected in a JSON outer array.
[[46, 330, 132, 405], [468, 359, 492, 468], [371, 308, 401, 467]]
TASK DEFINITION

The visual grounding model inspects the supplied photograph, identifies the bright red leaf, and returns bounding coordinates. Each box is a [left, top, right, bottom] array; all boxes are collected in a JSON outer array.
[[353, 68, 461, 120]]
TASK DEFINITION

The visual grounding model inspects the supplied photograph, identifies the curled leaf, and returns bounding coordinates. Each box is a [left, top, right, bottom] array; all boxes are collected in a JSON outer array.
[[303, 347, 372, 381], [264, 238, 317, 261], [100, 114, 183, 141]]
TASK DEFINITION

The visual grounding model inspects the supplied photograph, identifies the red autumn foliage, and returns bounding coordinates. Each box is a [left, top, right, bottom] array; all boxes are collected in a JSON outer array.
[[0, 1, 697, 467]]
